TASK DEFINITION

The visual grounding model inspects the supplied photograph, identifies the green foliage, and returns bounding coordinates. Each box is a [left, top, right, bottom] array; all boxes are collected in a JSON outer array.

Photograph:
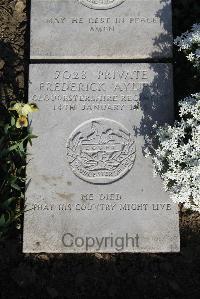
[[0, 100, 38, 237]]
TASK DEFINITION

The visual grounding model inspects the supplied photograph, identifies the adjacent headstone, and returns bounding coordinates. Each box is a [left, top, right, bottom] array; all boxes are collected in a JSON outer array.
[[30, 0, 172, 59], [23, 63, 180, 253]]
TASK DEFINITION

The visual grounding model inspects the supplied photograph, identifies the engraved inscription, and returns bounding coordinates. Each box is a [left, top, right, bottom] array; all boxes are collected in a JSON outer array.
[[66, 118, 136, 184], [79, 0, 126, 10]]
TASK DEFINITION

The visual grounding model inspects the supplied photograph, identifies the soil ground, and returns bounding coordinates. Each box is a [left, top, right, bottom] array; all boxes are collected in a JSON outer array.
[[0, 1, 200, 298]]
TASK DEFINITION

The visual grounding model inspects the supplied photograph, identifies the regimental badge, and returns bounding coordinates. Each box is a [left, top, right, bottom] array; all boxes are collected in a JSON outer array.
[[66, 118, 136, 184], [79, 0, 126, 10]]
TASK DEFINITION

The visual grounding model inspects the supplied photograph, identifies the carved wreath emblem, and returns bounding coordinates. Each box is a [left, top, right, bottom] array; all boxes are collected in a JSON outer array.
[[66, 118, 136, 184], [79, 0, 126, 10]]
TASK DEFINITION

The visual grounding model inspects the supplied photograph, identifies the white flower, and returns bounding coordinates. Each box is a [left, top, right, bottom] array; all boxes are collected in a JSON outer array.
[[174, 23, 200, 69], [148, 94, 200, 212], [187, 53, 195, 61]]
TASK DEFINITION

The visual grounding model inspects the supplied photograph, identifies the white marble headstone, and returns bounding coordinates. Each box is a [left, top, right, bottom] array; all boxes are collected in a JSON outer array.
[[30, 0, 172, 59], [23, 63, 180, 253]]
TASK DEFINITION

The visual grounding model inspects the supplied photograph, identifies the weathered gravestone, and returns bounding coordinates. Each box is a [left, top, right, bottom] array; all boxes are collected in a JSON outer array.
[[30, 0, 172, 59], [23, 63, 180, 253]]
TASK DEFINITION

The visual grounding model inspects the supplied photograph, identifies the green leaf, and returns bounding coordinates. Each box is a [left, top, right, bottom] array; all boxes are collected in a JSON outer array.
[[11, 116, 16, 126], [0, 215, 6, 227], [28, 138, 32, 146], [1, 197, 16, 208], [11, 182, 21, 191], [0, 136, 5, 148], [19, 142, 25, 152], [29, 134, 38, 139], [8, 143, 20, 152], [10, 101, 17, 107], [4, 124, 10, 134]]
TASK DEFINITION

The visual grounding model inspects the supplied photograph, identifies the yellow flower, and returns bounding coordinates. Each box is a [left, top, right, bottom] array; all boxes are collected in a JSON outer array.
[[16, 115, 28, 128], [21, 104, 33, 116], [9, 103, 39, 116], [29, 103, 39, 112], [21, 103, 39, 116], [9, 103, 24, 115], [10, 102, 39, 128]]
